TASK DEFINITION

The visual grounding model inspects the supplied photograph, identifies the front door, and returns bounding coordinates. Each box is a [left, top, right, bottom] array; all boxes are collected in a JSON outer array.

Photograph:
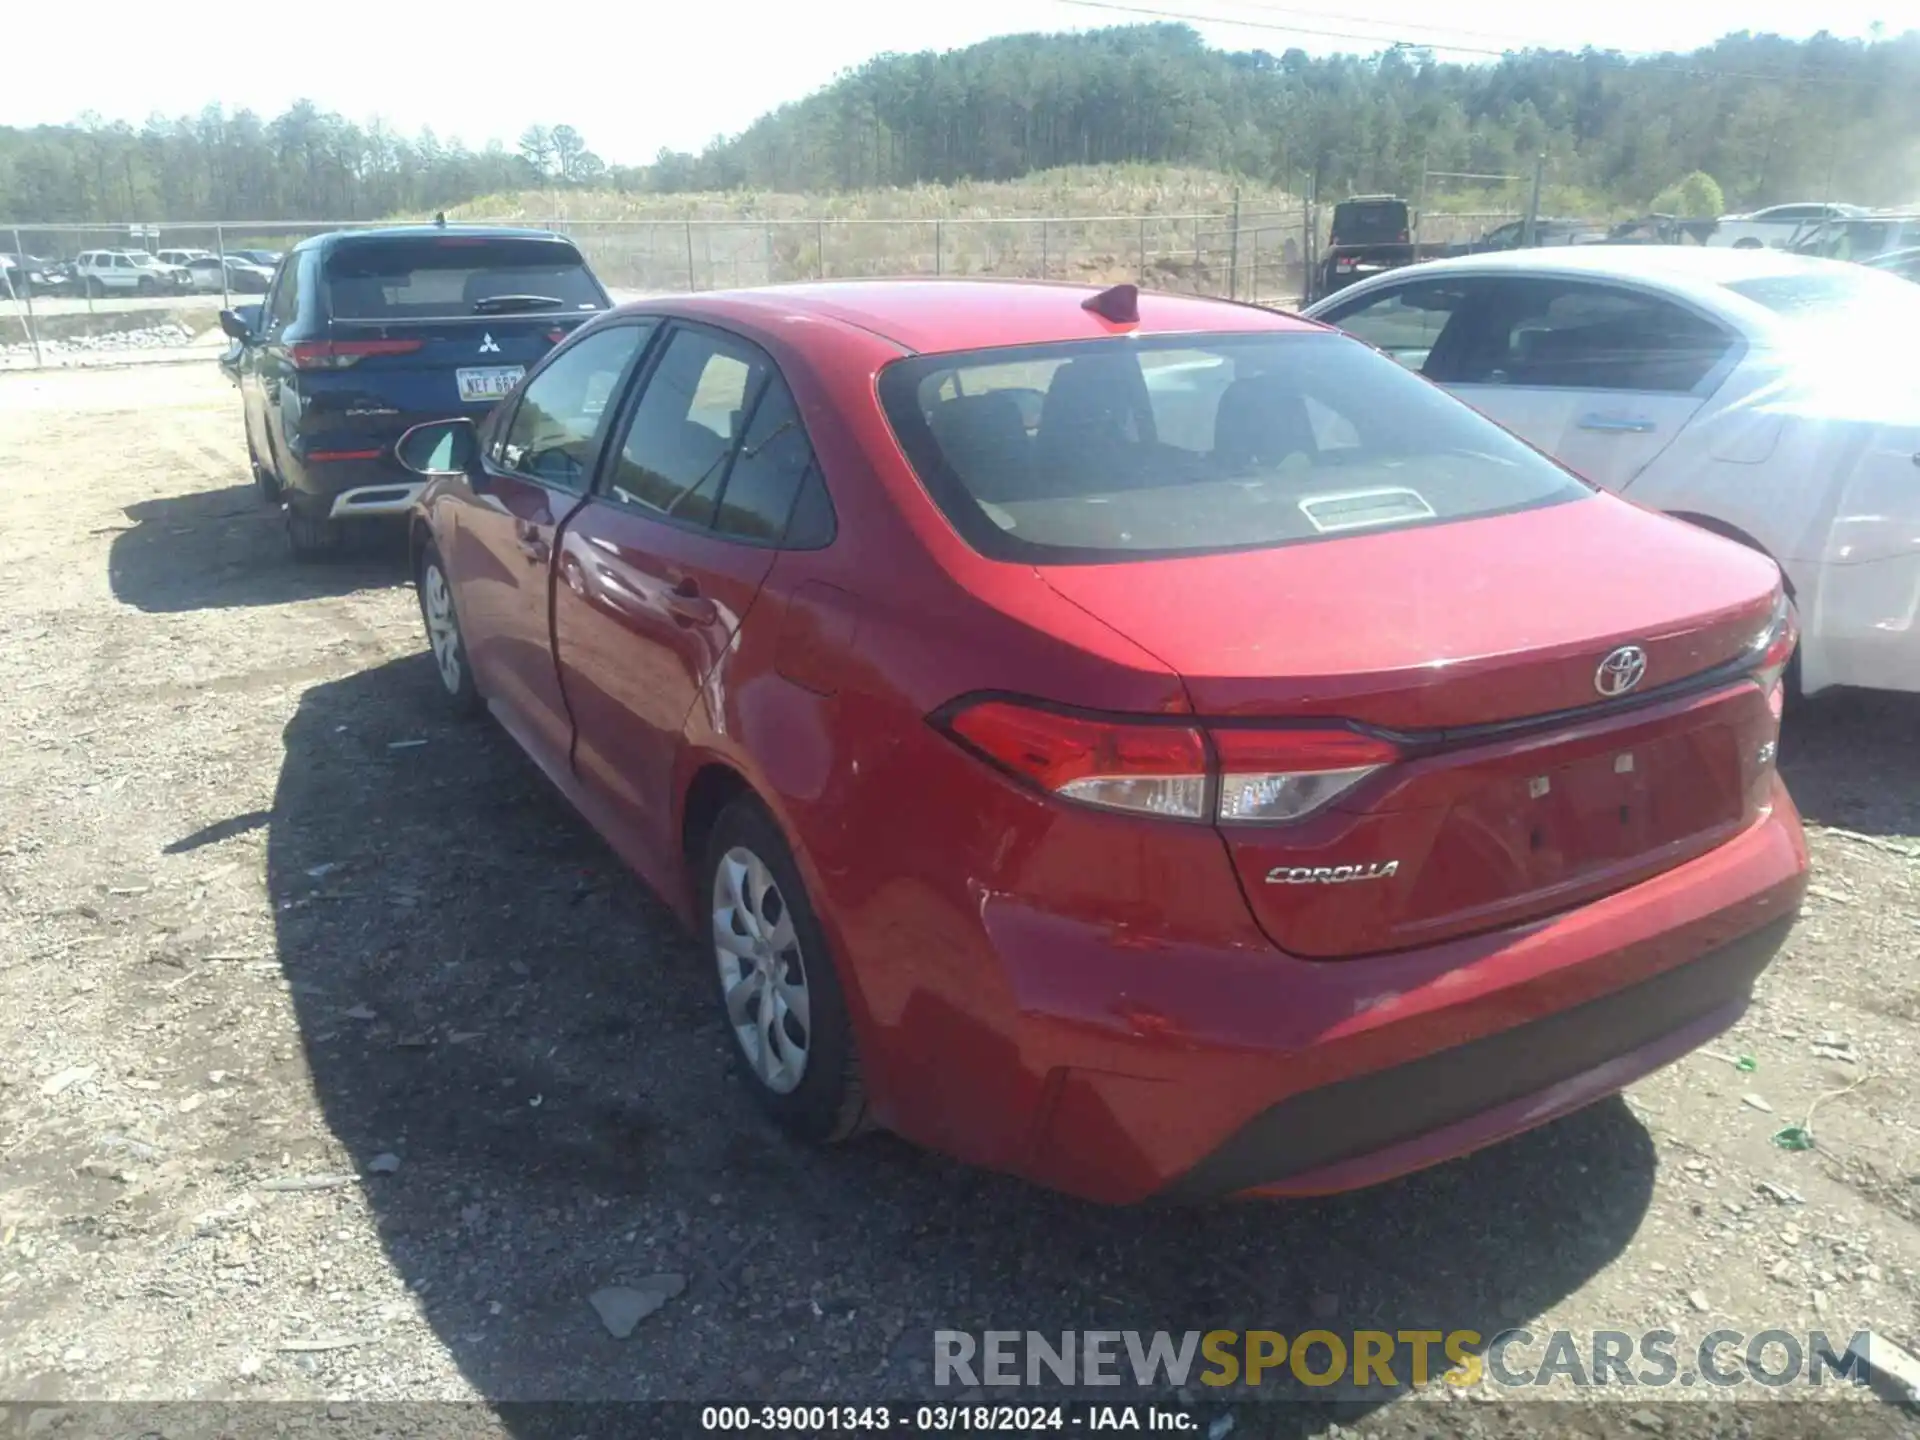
[[1318, 274, 1735, 492], [449, 320, 657, 771], [1437, 277, 1733, 491]]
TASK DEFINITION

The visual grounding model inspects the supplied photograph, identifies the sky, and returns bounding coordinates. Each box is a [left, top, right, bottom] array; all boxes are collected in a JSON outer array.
[[1, 0, 1902, 165]]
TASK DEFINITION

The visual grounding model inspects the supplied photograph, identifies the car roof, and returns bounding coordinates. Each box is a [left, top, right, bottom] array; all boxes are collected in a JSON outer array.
[[292, 224, 575, 253], [633, 278, 1319, 354], [1339, 244, 1854, 295]]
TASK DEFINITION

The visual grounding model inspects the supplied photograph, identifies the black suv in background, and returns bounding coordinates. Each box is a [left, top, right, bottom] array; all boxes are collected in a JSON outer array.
[[221, 226, 611, 558]]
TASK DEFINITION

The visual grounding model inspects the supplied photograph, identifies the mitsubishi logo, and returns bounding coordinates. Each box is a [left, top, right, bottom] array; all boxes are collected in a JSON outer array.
[[1595, 644, 1648, 697], [478, 332, 501, 354]]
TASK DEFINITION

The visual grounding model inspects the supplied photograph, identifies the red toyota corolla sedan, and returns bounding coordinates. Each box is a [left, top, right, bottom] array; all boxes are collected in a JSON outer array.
[[395, 279, 1807, 1204]]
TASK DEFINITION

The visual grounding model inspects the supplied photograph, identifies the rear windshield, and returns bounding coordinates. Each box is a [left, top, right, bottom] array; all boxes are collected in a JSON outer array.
[[877, 331, 1591, 564], [1332, 202, 1408, 244], [323, 237, 607, 320]]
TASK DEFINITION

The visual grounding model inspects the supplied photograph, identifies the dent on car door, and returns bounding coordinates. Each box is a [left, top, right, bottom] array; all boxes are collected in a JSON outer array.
[[1440, 278, 1731, 491], [551, 324, 822, 889]]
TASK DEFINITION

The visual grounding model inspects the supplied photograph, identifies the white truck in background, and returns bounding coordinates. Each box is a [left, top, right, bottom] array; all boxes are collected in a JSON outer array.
[[1707, 201, 1866, 249]]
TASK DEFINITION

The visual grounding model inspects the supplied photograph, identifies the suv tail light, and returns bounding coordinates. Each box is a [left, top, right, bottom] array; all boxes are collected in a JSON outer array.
[[938, 699, 1398, 825], [290, 338, 424, 370]]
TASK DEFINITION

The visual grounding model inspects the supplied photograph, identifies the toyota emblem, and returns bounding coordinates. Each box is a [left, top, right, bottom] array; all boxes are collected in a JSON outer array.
[[1595, 645, 1648, 697]]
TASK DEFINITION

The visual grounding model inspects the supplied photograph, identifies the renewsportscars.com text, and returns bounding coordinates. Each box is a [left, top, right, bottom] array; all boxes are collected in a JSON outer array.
[[934, 1329, 1874, 1391]]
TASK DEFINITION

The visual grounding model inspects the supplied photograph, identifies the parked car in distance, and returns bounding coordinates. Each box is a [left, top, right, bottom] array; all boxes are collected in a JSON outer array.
[[73, 249, 192, 296], [1472, 217, 1609, 250], [1789, 213, 1920, 263], [156, 247, 215, 269], [1305, 246, 1920, 699], [220, 224, 611, 557], [1866, 245, 1920, 283], [228, 249, 283, 269], [0, 254, 66, 297], [1708, 201, 1866, 250], [182, 254, 275, 294], [393, 278, 1806, 1204]]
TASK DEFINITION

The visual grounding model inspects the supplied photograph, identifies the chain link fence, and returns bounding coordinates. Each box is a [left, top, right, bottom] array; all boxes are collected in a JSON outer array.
[[1, 204, 1526, 370]]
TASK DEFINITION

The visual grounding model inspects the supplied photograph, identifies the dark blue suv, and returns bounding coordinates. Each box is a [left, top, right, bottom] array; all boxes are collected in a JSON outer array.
[[221, 225, 611, 558]]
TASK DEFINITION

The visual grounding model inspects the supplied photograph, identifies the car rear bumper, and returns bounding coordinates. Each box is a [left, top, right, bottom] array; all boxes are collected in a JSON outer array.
[[328, 482, 424, 519], [964, 781, 1806, 1204], [282, 447, 417, 518]]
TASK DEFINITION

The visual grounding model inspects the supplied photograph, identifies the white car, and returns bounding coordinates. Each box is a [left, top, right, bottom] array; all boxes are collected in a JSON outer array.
[[1303, 246, 1920, 699], [1708, 202, 1866, 250], [73, 249, 192, 296]]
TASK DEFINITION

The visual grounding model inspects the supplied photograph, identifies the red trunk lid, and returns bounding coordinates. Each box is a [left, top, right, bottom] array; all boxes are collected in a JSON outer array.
[[1038, 495, 1785, 957]]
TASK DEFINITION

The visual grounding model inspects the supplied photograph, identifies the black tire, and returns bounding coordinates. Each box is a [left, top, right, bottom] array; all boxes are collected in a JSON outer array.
[[285, 507, 340, 561], [137, 276, 158, 295], [702, 797, 867, 1144], [415, 542, 483, 716]]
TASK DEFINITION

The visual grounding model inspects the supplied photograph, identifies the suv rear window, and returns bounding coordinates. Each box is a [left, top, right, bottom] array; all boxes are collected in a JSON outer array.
[[1331, 201, 1409, 245], [323, 236, 607, 320], [877, 332, 1591, 564]]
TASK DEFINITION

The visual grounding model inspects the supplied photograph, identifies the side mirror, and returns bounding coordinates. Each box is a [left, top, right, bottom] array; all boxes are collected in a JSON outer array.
[[395, 418, 479, 478], [218, 308, 255, 343]]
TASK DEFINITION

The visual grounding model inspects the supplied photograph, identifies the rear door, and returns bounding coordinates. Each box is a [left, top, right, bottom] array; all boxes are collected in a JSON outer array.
[[450, 320, 657, 771], [1438, 277, 1736, 490], [300, 234, 610, 458], [552, 323, 821, 880], [253, 252, 305, 478]]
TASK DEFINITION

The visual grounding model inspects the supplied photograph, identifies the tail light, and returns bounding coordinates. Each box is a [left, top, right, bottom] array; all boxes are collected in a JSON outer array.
[[289, 338, 424, 370], [945, 701, 1208, 820], [938, 699, 1397, 825], [1746, 590, 1798, 721], [1211, 728, 1399, 823]]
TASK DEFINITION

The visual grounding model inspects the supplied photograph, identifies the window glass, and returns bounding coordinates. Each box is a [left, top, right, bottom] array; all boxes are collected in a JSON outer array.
[[497, 324, 652, 491], [323, 236, 605, 320], [1321, 282, 1471, 373], [877, 330, 1590, 564], [603, 329, 765, 525], [266, 258, 300, 331], [712, 375, 821, 543], [1726, 267, 1920, 328], [1456, 280, 1731, 392]]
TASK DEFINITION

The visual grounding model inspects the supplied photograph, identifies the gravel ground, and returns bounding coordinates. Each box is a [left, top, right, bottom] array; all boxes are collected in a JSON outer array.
[[0, 366, 1916, 1437]]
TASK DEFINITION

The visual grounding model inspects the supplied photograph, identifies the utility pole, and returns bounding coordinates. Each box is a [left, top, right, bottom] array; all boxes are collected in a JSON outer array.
[[1521, 154, 1544, 248], [1228, 187, 1242, 301]]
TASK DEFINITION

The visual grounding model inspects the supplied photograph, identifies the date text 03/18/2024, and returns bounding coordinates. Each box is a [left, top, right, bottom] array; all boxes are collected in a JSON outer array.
[[700, 1405, 1193, 1432]]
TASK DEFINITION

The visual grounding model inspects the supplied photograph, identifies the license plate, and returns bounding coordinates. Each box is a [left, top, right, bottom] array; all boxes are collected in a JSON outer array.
[[456, 366, 524, 402]]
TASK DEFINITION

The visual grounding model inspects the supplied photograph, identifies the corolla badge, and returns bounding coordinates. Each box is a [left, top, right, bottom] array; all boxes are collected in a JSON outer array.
[[478, 332, 501, 354], [1266, 861, 1399, 885], [1594, 644, 1648, 697]]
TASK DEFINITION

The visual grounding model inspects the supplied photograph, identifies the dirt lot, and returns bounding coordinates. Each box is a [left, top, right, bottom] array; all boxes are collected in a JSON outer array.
[[0, 365, 1916, 1435]]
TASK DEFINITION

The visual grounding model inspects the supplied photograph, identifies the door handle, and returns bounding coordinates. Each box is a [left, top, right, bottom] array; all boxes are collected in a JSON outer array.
[[665, 578, 717, 627], [1577, 414, 1657, 434]]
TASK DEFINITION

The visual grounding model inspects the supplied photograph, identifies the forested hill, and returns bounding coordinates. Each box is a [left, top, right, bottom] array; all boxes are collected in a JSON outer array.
[[3, 23, 1918, 223], [656, 24, 1920, 210]]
